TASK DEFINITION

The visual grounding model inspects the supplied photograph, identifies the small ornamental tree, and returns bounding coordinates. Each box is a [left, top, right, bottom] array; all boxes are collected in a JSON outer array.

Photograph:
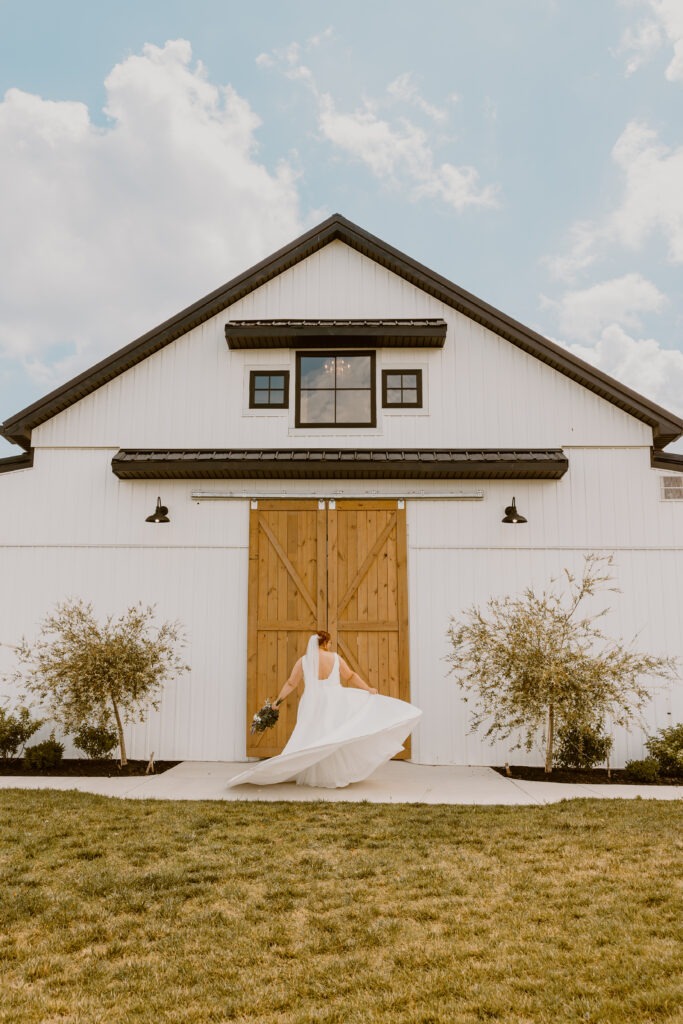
[[17, 600, 189, 765], [446, 554, 677, 773]]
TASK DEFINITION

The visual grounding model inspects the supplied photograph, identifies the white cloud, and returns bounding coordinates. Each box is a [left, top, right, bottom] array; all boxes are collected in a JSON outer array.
[[317, 93, 498, 210], [545, 220, 603, 282], [617, 1, 683, 80], [0, 39, 303, 387], [549, 120, 683, 280], [387, 73, 448, 122], [617, 16, 663, 74], [543, 273, 666, 341], [610, 120, 683, 257], [258, 41, 498, 213], [566, 324, 683, 417], [543, 269, 682, 427]]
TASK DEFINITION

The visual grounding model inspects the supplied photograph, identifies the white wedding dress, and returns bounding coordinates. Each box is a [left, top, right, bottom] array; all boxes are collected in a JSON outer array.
[[227, 636, 422, 789]]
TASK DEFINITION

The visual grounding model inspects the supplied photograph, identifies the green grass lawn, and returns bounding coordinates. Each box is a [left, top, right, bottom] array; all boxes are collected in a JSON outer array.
[[0, 793, 681, 1024]]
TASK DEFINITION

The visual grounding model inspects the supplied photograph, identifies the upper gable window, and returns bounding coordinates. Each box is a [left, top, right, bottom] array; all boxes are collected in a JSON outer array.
[[660, 475, 683, 500], [382, 369, 423, 408], [249, 371, 289, 409], [296, 352, 376, 427]]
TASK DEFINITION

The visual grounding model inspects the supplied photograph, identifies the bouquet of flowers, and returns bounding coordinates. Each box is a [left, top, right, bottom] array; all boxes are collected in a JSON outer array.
[[250, 698, 280, 734]]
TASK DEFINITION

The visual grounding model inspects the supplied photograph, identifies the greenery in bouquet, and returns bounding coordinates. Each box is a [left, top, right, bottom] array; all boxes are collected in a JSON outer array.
[[250, 698, 280, 734]]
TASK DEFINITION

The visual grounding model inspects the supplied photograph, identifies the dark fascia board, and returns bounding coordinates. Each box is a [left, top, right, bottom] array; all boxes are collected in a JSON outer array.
[[3, 212, 682, 449], [651, 448, 683, 472], [0, 449, 34, 474], [225, 319, 447, 349], [112, 448, 569, 481]]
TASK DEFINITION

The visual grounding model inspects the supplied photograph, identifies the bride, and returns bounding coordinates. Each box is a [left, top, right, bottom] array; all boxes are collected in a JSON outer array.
[[227, 630, 422, 789]]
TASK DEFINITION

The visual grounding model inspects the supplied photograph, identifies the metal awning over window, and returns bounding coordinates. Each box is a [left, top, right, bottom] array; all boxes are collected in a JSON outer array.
[[224, 319, 447, 350], [112, 448, 568, 480]]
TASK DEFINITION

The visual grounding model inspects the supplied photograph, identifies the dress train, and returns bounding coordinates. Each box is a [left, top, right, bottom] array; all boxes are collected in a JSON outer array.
[[227, 651, 422, 789]]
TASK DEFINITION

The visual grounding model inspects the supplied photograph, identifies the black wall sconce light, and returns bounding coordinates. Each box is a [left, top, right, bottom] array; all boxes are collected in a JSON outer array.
[[502, 497, 527, 524], [145, 497, 170, 523]]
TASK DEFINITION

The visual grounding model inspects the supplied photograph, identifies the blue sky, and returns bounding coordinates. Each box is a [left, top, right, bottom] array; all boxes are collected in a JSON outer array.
[[1, 0, 682, 455]]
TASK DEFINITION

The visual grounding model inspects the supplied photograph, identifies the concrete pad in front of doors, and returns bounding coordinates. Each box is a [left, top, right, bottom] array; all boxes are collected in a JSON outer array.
[[1, 762, 680, 803], [132, 761, 530, 804]]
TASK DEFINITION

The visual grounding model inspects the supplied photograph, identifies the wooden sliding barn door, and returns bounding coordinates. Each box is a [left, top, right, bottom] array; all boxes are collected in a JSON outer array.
[[247, 500, 326, 756], [246, 498, 410, 757]]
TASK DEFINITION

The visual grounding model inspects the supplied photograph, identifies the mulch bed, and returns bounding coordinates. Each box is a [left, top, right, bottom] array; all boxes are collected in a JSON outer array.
[[494, 765, 682, 786], [0, 759, 181, 777], [1, 760, 680, 784]]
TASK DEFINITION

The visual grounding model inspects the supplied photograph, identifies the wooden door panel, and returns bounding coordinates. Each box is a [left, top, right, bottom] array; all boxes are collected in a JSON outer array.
[[247, 501, 325, 756], [331, 501, 411, 759]]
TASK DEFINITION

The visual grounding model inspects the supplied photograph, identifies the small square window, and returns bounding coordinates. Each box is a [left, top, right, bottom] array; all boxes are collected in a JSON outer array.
[[382, 369, 423, 408], [249, 371, 289, 409]]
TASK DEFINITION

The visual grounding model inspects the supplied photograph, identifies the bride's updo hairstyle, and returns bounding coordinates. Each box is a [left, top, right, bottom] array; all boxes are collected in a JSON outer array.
[[316, 630, 331, 646]]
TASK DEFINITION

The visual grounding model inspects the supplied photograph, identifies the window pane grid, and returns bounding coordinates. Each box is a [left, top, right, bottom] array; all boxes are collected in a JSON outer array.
[[382, 369, 422, 408], [249, 371, 289, 409], [296, 352, 376, 427]]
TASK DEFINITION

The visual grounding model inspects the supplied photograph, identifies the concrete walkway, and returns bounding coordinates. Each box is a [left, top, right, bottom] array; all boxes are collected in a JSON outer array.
[[1, 761, 681, 804]]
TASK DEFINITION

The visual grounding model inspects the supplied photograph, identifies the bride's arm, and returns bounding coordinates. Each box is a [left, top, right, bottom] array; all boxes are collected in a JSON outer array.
[[273, 658, 304, 706], [339, 657, 378, 694]]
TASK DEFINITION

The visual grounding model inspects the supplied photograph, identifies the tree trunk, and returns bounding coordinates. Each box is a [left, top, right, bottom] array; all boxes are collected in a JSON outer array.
[[111, 696, 127, 766], [545, 703, 554, 773]]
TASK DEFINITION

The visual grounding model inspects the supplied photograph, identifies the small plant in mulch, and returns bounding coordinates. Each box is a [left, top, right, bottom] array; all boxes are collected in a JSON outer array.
[[23, 734, 64, 772], [0, 705, 44, 763], [645, 723, 683, 778], [623, 758, 661, 784], [553, 722, 613, 770], [73, 723, 118, 760]]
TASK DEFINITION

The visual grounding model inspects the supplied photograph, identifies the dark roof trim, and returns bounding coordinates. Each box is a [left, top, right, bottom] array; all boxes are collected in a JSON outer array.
[[225, 318, 447, 349], [3, 213, 682, 449], [651, 448, 683, 473], [112, 448, 569, 481], [0, 449, 34, 474]]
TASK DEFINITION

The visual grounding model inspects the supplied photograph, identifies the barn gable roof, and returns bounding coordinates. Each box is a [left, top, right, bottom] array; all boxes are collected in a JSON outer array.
[[2, 213, 682, 450]]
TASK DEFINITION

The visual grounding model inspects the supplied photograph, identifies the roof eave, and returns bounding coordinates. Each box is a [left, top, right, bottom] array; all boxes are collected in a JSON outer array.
[[0, 448, 34, 473], [651, 448, 683, 472]]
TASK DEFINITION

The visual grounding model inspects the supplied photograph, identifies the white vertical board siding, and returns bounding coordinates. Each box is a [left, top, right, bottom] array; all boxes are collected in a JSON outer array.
[[33, 242, 650, 451]]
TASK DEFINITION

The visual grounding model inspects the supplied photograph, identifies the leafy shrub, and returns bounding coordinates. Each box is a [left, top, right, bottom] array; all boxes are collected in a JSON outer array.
[[623, 757, 660, 784], [645, 723, 683, 777], [554, 723, 613, 770], [73, 723, 118, 760], [23, 734, 64, 771], [0, 705, 44, 761]]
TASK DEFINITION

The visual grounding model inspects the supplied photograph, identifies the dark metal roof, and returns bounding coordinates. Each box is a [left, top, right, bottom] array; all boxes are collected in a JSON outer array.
[[225, 318, 447, 349], [111, 448, 569, 481], [2, 213, 682, 449], [651, 448, 683, 473], [0, 450, 34, 474]]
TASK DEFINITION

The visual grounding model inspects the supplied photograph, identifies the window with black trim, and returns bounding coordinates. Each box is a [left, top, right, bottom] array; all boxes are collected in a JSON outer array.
[[249, 371, 289, 409], [296, 352, 376, 427], [382, 369, 423, 408]]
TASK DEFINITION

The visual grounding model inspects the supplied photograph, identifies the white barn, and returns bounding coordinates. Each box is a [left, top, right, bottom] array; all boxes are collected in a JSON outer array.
[[1, 214, 682, 767]]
